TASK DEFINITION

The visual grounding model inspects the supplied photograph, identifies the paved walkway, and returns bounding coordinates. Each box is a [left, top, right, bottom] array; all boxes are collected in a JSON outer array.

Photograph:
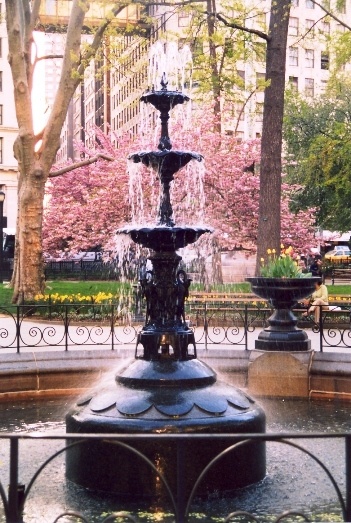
[[0, 313, 349, 354]]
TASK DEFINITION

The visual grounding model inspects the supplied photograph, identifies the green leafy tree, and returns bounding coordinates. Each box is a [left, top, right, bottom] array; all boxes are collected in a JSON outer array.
[[283, 84, 351, 231]]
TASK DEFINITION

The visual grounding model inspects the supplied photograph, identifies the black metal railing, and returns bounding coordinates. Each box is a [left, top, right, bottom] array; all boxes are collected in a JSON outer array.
[[43, 259, 139, 281], [0, 302, 351, 353], [0, 431, 350, 523]]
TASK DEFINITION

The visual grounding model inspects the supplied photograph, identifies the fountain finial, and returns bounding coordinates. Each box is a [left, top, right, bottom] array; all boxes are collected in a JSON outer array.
[[160, 72, 168, 91]]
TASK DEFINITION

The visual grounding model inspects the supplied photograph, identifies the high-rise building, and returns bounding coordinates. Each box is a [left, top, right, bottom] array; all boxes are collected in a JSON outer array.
[[2, 1, 350, 217]]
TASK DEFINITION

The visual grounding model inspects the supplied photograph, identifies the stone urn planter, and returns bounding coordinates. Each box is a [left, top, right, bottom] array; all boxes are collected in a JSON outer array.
[[246, 277, 321, 351]]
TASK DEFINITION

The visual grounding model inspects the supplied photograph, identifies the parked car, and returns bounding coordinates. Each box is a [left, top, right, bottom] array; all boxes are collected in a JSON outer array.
[[324, 246, 351, 261]]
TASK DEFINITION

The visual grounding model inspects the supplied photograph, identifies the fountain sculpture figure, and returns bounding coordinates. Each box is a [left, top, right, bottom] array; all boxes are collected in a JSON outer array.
[[66, 78, 266, 505]]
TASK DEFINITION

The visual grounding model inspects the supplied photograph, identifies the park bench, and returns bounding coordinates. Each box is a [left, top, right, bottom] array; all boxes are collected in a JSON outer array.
[[331, 268, 351, 285], [189, 292, 258, 302], [187, 292, 351, 325]]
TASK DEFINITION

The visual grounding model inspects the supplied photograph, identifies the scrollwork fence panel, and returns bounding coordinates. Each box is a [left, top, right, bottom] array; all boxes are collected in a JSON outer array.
[[1, 302, 351, 352], [0, 432, 350, 522]]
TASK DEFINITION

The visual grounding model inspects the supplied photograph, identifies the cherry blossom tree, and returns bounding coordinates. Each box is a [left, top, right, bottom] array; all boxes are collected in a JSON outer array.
[[44, 112, 317, 261]]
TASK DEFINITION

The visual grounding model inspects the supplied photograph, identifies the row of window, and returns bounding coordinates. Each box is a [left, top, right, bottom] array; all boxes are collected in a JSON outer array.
[[289, 17, 330, 36], [289, 47, 329, 69], [178, 0, 347, 28], [289, 76, 318, 96], [113, 102, 140, 129], [112, 69, 147, 96], [289, 17, 347, 36], [112, 71, 147, 109], [292, 0, 346, 11]]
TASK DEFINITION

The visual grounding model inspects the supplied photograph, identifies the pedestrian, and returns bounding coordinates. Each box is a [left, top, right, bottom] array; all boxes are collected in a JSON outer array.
[[302, 280, 329, 322], [309, 255, 323, 277]]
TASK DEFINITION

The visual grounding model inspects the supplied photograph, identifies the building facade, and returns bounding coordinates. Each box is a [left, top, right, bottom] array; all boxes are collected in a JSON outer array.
[[0, 0, 19, 232]]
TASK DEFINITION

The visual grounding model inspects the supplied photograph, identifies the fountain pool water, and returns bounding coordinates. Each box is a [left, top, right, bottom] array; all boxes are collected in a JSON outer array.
[[0, 394, 349, 522]]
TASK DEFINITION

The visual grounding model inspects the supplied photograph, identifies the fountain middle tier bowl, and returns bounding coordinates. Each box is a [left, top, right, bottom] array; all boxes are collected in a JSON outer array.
[[118, 225, 212, 251], [128, 150, 203, 178]]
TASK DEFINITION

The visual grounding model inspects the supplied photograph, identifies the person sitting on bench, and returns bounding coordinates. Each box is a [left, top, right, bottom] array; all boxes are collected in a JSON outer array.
[[302, 281, 329, 322]]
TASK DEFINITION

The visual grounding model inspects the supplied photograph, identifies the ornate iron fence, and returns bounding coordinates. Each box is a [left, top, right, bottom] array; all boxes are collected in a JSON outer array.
[[1, 432, 351, 522], [0, 302, 351, 352]]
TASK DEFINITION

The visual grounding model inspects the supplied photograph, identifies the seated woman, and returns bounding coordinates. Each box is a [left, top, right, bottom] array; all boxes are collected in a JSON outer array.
[[302, 280, 329, 322]]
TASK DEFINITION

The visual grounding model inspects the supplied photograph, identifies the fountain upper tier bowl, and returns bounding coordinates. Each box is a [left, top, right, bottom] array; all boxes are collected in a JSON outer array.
[[140, 88, 189, 113], [118, 224, 212, 252]]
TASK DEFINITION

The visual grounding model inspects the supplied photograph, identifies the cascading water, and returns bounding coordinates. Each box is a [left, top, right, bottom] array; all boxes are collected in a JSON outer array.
[[66, 50, 266, 503]]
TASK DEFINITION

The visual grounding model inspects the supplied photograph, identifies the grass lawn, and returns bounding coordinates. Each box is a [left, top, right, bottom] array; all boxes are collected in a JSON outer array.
[[1, 280, 351, 307], [0, 280, 133, 306]]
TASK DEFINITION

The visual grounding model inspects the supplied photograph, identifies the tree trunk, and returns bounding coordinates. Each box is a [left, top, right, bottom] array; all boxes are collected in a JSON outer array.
[[255, 0, 291, 274], [206, 0, 221, 126], [5, 0, 100, 303], [211, 237, 223, 284], [11, 169, 46, 303]]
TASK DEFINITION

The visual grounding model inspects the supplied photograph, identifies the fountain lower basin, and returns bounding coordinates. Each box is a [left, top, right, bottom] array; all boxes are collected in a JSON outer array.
[[66, 358, 266, 498]]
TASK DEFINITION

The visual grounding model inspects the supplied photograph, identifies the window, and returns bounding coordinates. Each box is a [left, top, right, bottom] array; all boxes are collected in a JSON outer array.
[[0, 71, 2, 91], [322, 21, 330, 35], [305, 78, 314, 97], [0, 105, 3, 125], [337, 24, 346, 33], [255, 42, 266, 61], [321, 51, 329, 70], [224, 38, 234, 58], [257, 12, 266, 30], [320, 79, 327, 93], [305, 49, 314, 68], [235, 102, 245, 121], [191, 40, 203, 58], [256, 103, 264, 123], [305, 0, 314, 8], [236, 70, 245, 88], [178, 11, 190, 27], [289, 76, 298, 91], [0, 137, 3, 163], [289, 47, 298, 66], [289, 17, 299, 36], [337, 0, 346, 13], [178, 38, 187, 50], [291, 0, 299, 6], [256, 72, 266, 88], [305, 19, 315, 36]]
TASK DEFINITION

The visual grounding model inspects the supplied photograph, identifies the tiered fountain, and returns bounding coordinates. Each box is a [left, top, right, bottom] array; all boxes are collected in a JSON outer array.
[[66, 76, 266, 502]]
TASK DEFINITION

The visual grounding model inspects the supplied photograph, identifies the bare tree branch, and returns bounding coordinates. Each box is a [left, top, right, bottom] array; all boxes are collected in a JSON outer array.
[[36, 54, 64, 63], [140, 0, 207, 4], [293, 15, 327, 45], [312, 0, 351, 31], [78, 3, 129, 76], [30, 0, 41, 33], [212, 12, 270, 41], [49, 153, 115, 178]]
